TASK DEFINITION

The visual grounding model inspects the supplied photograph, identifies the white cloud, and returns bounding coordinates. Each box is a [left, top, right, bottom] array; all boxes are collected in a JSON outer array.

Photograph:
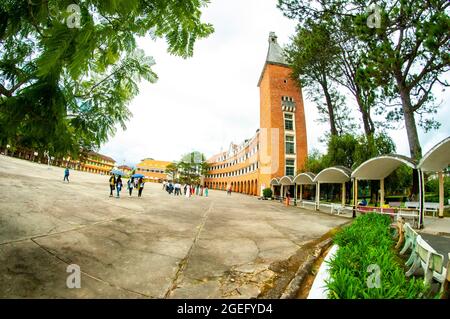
[[100, 0, 449, 166]]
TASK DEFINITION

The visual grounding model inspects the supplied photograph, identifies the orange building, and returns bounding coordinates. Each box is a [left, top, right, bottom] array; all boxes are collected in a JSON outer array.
[[136, 158, 172, 183], [63, 151, 116, 175], [204, 32, 308, 196]]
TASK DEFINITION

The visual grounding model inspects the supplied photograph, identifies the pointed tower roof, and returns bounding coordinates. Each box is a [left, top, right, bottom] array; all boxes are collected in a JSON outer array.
[[258, 32, 289, 86]]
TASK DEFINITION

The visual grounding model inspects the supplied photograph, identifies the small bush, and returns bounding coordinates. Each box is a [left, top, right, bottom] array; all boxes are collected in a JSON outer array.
[[262, 188, 273, 198], [326, 213, 433, 299]]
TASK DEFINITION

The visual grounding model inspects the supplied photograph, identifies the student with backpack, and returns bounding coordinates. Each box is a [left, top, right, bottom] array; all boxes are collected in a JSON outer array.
[[109, 174, 116, 197]]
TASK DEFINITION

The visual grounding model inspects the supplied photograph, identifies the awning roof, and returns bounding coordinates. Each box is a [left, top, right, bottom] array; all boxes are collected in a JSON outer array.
[[351, 155, 416, 180], [418, 136, 450, 172], [279, 176, 294, 185], [293, 172, 316, 184], [314, 166, 352, 183], [270, 178, 280, 186]]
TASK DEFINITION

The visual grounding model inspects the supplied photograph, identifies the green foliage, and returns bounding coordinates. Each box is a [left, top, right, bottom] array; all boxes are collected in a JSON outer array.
[[327, 213, 433, 299], [425, 174, 450, 202], [285, 20, 356, 136], [176, 151, 207, 185], [0, 0, 214, 157], [278, 0, 450, 160], [262, 188, 273, 199], [301, 132, 396, 174]]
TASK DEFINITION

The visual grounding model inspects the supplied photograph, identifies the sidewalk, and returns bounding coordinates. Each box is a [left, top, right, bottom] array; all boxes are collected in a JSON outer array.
[[419, 217, 450, 265], [421, 216, 450, 236]]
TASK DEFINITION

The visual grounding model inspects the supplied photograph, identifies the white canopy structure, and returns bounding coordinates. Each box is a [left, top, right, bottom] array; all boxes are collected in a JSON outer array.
[[314, 166, 352, 210], [351, 154, 418, 222], [418, 137, 450, 172], [293, 172, 316, 203], [279, 176, 294, 198], [293, 172, 316, 184], [270, 178, 280, 186], [351, 155, 416, 180], [418, 137, 450, 218]]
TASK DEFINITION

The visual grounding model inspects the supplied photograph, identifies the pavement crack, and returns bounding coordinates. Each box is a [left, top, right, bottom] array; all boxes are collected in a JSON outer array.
[[163, 201, 214, 299], [28, 238, 150, 298]]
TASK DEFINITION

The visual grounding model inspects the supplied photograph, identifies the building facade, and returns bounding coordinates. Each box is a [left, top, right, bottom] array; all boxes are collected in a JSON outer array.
[[0, 145, 116, 175], [204, 32, 308, 196], [75, 151, 116, 175], [136, 158, 171, 183]]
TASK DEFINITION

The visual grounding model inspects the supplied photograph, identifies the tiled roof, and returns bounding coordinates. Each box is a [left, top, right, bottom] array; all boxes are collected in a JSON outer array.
[[87, 151, 115, 163]]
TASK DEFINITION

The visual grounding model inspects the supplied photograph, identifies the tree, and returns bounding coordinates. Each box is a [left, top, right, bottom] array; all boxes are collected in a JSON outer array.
[[278, 0, 450, 160], [0, 0, 214, 158], [356, 0, 449, 160], [165, 162, 178, 181], [285, 21, 357, 137], [177, 151, 208, 185]]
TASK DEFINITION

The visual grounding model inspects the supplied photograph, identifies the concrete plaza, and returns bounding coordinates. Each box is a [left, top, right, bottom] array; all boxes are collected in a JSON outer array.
[[0, 155, 348, 298]]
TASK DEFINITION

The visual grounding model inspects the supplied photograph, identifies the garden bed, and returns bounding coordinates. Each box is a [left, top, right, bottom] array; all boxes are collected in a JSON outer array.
[[325, 213, 436, 299]]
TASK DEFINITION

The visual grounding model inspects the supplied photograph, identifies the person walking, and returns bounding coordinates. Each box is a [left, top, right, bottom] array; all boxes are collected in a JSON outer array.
[[227, 185, 232, 196], [183, 184, 187, 196], [127, 178, 134, 197], [109, 174, 116, 197], [285, 190, 291, 207], [63, 167, 70, 183], [116, 176, 123, 198], [204, 186, 209, 197], [200, 186, 203, 196], [138, 178, 145, 197], [186, 184, 191, 198]]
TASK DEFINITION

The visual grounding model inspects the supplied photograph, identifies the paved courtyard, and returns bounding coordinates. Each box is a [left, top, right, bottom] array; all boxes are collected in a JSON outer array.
[[0, 155, 348, 298]]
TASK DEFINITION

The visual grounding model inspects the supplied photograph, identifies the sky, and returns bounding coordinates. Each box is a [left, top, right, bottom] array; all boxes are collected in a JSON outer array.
[[100, 0, 449, 167]]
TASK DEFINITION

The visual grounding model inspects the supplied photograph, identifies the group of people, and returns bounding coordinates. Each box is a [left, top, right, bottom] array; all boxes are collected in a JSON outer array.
[[109, 175, 145, 198], [162, 181, 209, 198]]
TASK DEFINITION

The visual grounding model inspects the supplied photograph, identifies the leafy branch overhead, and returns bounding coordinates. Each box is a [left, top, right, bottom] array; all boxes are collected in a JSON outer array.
[[0, 0, 214, 157]]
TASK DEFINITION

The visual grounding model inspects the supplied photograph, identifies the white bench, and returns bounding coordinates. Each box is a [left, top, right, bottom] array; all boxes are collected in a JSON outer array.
[[331, 204, 344, 215], [400, 223, 419, 267], [406, 235, 448, 292], [424, 202, 439, 217], [405, 201, 419, 209]]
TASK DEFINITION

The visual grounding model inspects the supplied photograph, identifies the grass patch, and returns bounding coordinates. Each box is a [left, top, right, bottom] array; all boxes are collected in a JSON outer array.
[[326, 213, 436, 299]]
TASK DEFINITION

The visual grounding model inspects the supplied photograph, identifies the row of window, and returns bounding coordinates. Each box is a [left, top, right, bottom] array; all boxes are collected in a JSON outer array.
[[84, 161, 112, 169], [137, 168, 165, 174], [211, 146, 259, 170], [207, 162, 259, 179]]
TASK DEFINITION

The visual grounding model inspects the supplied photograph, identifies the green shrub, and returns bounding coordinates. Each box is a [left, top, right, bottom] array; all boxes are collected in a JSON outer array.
[[262, 188, 273, 198], [326, 213, 433, 299]]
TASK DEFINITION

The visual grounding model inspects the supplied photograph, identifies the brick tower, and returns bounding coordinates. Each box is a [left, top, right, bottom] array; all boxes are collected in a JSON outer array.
[[257, 32, 308, 191]]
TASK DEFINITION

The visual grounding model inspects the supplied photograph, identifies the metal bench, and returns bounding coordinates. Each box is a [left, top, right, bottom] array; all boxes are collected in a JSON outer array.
[[400, 223, 419, 267], [406, 235, 448, 292]]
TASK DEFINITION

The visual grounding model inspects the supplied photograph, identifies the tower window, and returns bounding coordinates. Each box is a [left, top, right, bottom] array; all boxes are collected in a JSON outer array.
[[284, 113, 294, 131], [286, 135, 295, 155], [286, 159, 295, 176]]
